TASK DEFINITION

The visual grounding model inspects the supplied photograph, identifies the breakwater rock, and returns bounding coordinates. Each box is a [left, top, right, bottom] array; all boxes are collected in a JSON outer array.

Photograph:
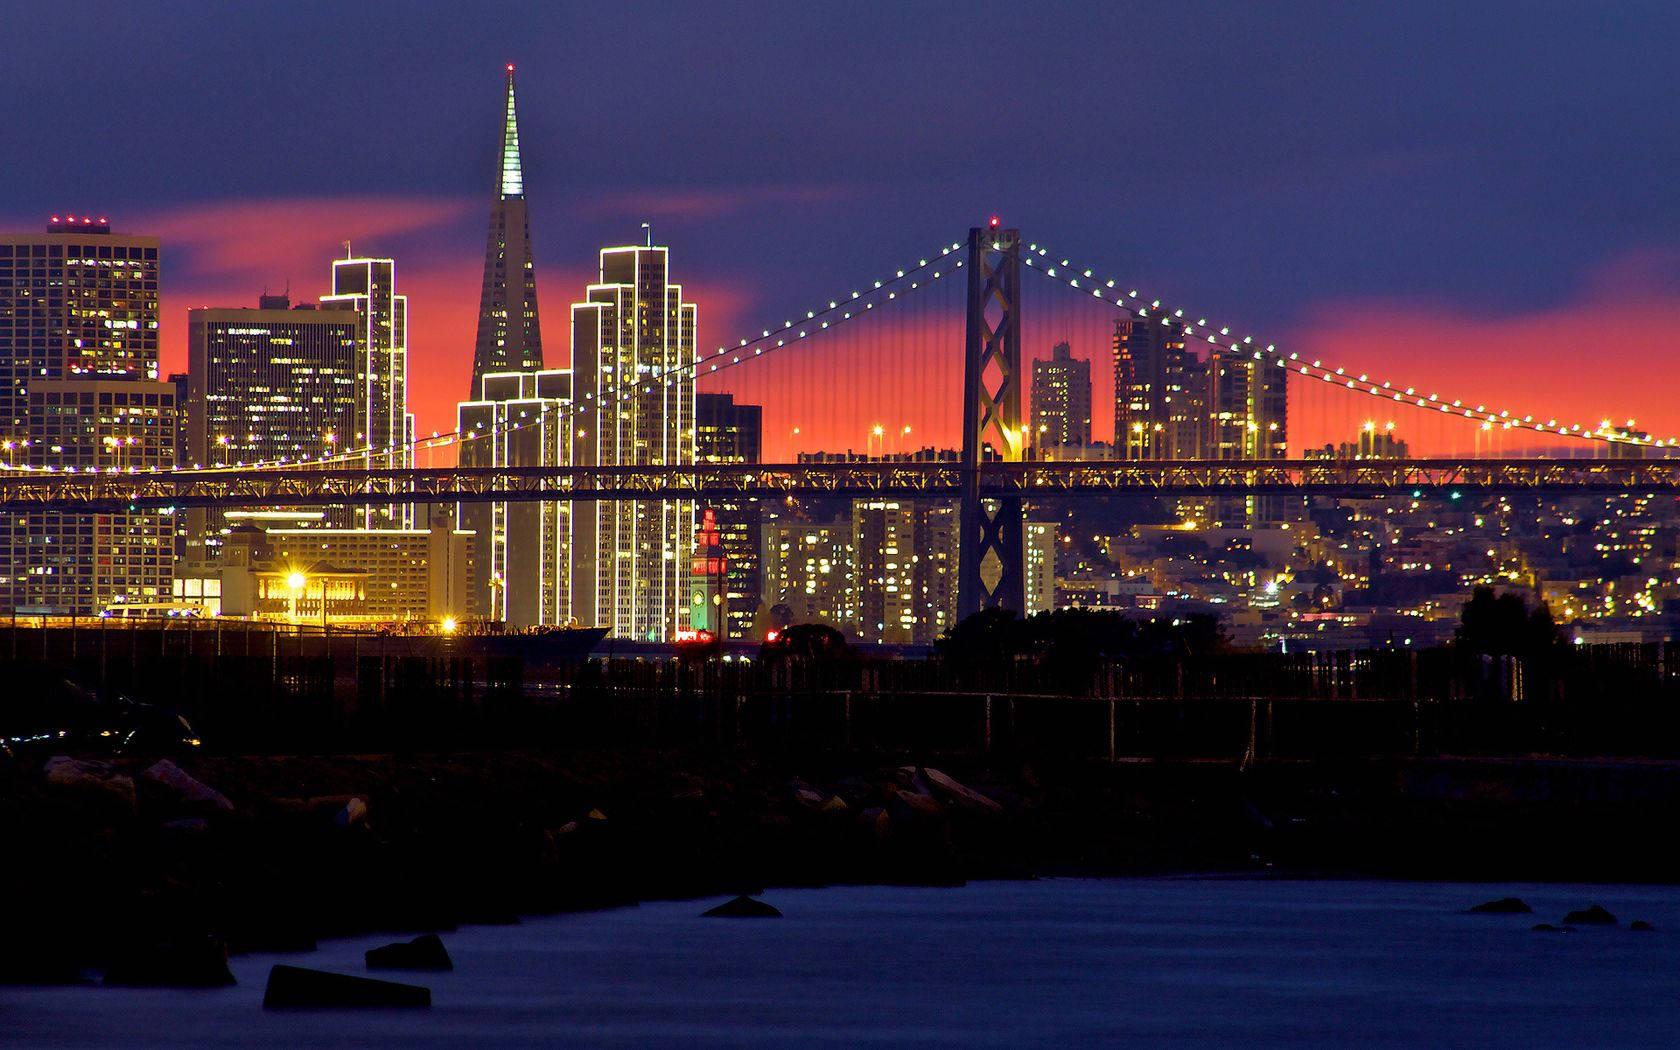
[[4, 748, 1680, 981]]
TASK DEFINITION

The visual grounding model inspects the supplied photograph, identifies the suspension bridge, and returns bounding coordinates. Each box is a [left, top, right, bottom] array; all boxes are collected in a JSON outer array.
[[1, 224, 1671, 617]]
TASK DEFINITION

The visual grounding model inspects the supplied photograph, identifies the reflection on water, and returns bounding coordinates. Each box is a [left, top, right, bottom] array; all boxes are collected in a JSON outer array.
[[7, 879, 1680, 1049]]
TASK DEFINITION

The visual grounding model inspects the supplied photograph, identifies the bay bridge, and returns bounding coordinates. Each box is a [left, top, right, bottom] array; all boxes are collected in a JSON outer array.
[[3, 224, 1671, 618]]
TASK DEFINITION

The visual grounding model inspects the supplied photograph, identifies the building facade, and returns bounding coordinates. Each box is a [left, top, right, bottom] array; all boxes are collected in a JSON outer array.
[[321, 255, 413, 528], [456, 368, 573, 625], [0, 217, 175, 614], [763, 518, 855, 632], [184, 295, 360, 559], [569, 244, 697, 641], [263, 523, 474, 622], [1025, 519, 1058, 615], [1031, 341, 1092, 450], [695, 392, 763, 640]]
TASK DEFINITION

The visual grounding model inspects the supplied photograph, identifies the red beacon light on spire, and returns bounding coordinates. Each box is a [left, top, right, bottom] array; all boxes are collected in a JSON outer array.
[[506, 63, 515, 72], [989, 215, 1001, 228]]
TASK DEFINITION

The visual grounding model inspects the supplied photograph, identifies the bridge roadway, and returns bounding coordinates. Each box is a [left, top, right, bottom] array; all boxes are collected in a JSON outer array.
[[2, 458, 1678, 512]]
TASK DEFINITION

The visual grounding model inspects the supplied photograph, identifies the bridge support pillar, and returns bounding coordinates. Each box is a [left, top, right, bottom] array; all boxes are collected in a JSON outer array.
[[958, 224, 1025, 622]]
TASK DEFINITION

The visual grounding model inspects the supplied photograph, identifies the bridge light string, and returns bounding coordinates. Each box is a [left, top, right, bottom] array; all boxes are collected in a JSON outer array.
[[1019, 242, 1675, 452]]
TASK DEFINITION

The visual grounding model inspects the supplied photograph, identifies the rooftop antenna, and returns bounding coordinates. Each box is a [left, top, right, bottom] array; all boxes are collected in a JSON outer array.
[[342, 240, 352, 260], [641, 222, 651, 248]]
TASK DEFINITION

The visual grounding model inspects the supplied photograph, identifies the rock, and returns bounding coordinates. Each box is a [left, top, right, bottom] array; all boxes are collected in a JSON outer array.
[[892, 789, 944, 821], [1467, 897, 1532, 914], [1630, 920, 1655, 932], [1562, 904, 1616, 926], [701, 895, 782, 918], [919, 768, 1004, 815], [141, 759, 234, 815], [104, 934, 236, 988], [333, 796, 368, 828], [366, 934, 453, 971], [263, 964, 430, 1008], [42, 755, 136, 816], [858, 806, 892, 840], [792, 786, 829, 808], [1532, 923, 1575, 933]]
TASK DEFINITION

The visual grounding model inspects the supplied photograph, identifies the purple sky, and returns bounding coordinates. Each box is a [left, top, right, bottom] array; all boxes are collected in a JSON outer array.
[[4, 1, 1678, 452]]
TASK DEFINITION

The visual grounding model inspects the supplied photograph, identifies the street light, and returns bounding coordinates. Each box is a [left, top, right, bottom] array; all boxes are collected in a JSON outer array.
[[286, 570, 307, 624]]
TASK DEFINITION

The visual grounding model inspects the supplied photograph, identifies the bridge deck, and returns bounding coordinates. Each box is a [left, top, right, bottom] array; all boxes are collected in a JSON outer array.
[[1, 458, 1676, 511]]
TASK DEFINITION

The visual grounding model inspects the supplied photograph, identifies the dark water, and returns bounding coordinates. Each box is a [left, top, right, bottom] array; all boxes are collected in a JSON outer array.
[[5, 879, 1678, 1048]]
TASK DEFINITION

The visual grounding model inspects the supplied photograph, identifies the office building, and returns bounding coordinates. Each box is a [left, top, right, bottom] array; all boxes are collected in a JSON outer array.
[[853, 499, 917, 644], [468, 64, 544, 396], [0, 217, 175, 614], [1031, 341, 1092, 450], [264, 523, 474, 622], [696, 392, 763, 639], [456, 368, 573, 625], [763, 518, 854, 631], [569, 243, 697, 641], [1025, 520, 1057, 615], [184, 294, 359, 558], [321, 255, 413, 528], [1114, 314, 1204, 460]]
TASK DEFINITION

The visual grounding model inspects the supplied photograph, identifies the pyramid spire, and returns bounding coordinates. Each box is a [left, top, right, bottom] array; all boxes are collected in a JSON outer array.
[[500, 64, 524, 199], [468, 63, 544, 396]]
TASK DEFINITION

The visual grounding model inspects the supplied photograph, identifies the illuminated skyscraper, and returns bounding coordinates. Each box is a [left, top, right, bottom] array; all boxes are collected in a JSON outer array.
[[696, 392, 763, 640], [320, 254, 413, 528], [184, 294, 359, 559], [456, 368, 573, 625], [1030, 341, 1091, 450], [1114, 314, 1204, 460], [468, 64, 543, 396], [0, 217, 175, 614], [570, 243, 697, 640]]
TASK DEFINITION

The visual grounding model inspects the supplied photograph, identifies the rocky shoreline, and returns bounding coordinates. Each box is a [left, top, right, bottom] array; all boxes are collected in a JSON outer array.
[[5, 746, 1679, 986]]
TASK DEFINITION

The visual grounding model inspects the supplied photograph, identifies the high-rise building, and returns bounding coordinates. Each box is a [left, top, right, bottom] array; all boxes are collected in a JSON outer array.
[[1114, 314, 1204, 460], [456, 368, 573, 625], [0, 217, 175, 614], [763, 518, 855, 631], [850, 498, 960, 645], [911, 503, 959, 643], [468, 64, 543, 396], [569, 243, 696, 641], [853, 499, 917, 644], [1031, 341, 1091, 450], [1025, 520, 1057, 615], [321, 255, 413, 528], [1205, 348, 1288, 526], [184, 295, 360, 559], [696, 392, 763, 640]]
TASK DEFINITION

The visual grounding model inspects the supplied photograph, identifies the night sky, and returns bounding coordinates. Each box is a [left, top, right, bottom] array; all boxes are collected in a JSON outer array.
[[5, 1, 1678, 456]]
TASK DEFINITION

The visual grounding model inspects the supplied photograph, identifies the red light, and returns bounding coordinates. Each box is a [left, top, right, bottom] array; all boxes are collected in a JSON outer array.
[[506, 63, 515, 72], [765, 629, 780, 643], [989, 215, 1000, 228]]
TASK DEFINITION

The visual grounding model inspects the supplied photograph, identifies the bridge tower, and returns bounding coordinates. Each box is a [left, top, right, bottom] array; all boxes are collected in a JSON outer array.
[[958, 222, 1026, 620]]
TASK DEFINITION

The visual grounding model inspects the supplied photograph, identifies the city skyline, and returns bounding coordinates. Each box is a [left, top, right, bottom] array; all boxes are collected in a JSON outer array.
[[4, 5, 1677, 457]]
